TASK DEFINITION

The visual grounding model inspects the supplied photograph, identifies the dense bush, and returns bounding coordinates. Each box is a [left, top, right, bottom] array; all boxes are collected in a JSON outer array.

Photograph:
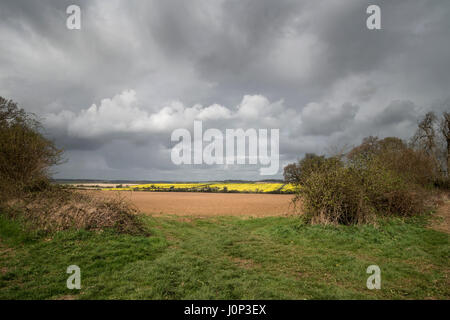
[[295, 157, 374, 225], [356, 158, 425, 217], [348, 136, 437, 187], [348, 137, 431, 217], [284, 153, 327, 185], [0, 97, 62, 197], [286, 136, 438, 225]]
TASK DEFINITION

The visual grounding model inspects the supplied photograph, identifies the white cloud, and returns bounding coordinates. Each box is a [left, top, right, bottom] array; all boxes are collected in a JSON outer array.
[[44, 88, 440, 179], [45, 90, 299, 139], [197, 103, 232, 120]]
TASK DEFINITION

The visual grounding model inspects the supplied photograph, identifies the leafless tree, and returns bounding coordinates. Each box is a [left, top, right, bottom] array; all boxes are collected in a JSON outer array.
[[412, 112, 437, 157]]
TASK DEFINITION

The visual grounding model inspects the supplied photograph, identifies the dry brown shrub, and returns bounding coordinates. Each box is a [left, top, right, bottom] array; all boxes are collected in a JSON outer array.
[[2, 188, 148, 235], [288, 137, 435, 225], [297, 157, 375, 225], [357, 159, 426, 217]]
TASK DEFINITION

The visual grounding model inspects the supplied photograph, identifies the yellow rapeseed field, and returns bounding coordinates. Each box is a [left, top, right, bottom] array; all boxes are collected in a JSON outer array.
[[107, 183, 208, 191], [208, 183, 282, 192], [103, 182, 297, 193], [280, 184, 299, 192]]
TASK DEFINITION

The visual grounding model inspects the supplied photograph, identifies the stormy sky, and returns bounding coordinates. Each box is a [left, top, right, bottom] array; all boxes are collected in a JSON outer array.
[[0, 0, 449, 180]]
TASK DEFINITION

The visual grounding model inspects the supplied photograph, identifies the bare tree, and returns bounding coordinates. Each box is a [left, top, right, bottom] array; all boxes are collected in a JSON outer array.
[[412, 112, 437, 157]]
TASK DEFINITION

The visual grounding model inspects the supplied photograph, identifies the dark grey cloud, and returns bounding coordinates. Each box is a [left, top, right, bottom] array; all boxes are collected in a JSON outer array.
[[0, 0, 449, 180], [373, 100, 418, 127]]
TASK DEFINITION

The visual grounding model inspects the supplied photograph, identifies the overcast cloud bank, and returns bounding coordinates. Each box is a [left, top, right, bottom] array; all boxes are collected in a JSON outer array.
[[0, 0, 449, 180]]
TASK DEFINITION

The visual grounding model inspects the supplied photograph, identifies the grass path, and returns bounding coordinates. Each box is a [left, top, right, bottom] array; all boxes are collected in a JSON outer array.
[[0, 213, 448, 299]]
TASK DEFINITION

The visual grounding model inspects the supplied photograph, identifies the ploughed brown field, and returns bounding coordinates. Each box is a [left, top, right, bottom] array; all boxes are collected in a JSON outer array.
[[97, 191, 297, 217]]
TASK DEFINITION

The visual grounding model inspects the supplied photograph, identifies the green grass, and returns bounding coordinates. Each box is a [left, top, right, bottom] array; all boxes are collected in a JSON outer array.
[[0, 213, 448, 299]]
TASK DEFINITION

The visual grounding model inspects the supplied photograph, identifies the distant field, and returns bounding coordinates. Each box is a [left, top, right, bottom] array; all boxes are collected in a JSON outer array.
[[61, 183, 138, 190], [92, 182, 298, 193]]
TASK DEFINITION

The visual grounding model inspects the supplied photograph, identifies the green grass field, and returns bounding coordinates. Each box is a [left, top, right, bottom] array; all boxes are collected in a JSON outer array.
[[0, 213, 448, 299]]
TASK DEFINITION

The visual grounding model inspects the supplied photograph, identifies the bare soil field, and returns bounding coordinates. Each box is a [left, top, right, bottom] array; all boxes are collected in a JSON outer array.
[[96, 191, 297, 217]]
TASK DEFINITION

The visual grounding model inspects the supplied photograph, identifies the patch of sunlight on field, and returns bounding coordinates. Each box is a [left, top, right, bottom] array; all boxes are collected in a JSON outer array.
[[280, 184, 299, 192], [208, 183, 283, 193]]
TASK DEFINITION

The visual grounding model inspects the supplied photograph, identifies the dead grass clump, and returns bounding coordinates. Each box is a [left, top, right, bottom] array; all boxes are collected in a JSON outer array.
[[2, 188, 148, 235]]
